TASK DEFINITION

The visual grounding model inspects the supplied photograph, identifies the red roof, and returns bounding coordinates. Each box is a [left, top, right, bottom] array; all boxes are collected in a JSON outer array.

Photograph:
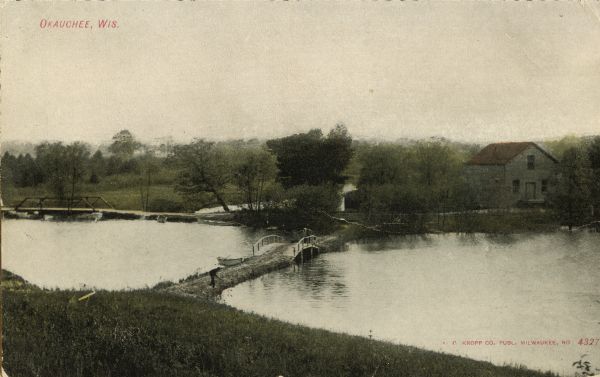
[[467, 142, 557, 165]]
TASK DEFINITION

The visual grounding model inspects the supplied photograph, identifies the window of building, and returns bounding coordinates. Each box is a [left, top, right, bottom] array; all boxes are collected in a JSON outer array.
[[512, 179, 520, 193], [527, 155, 535, 170], [541, 179, 548, 193]]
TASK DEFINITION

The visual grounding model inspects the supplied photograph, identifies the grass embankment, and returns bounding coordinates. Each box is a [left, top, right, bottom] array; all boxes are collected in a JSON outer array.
[[2, 272, 556, 377]]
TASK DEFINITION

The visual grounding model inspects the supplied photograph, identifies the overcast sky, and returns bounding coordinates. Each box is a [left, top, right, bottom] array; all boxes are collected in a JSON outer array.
[[2, 1, 600, 144]]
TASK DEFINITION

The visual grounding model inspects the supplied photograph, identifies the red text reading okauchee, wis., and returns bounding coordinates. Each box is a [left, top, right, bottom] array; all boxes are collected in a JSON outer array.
[[39, 19, 118, 29]]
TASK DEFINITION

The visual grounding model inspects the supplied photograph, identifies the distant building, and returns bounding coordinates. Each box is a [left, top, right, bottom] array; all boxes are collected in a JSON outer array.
[[464, 142, 558, 208], [339, 183, 358, 211]]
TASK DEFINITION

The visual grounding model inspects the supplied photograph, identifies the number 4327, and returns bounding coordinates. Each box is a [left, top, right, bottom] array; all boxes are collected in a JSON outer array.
[[578, 338, 600, 346]]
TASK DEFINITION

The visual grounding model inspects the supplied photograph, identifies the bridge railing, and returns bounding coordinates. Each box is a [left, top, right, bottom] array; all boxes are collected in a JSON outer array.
[[13, 196, 114, 211], [252, 234, 284, 255], [293, 235, 318, 256]]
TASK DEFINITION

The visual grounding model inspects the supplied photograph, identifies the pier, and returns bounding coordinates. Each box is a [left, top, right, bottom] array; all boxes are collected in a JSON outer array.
[[162, 234, 340, 300]]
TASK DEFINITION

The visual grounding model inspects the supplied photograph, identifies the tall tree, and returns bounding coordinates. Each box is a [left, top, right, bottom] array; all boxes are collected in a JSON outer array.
[[88, 150, 106, 184], [137, 148, 160, 211], [233, 148, 277, 211], [414, 141, 463, 211], [267, 125, 353, 187], [587, 136, 600, 218], [108, 130, 141, 159], [34, 142, 90, 202], [321, 124, 354, 183], [1, 152, 17, 201], [35, 142, 70, 199], [549, 147, 592, 230], [168, 139, 232, 212], [357, 144, 406, 186], [65, 142, 91, 207]]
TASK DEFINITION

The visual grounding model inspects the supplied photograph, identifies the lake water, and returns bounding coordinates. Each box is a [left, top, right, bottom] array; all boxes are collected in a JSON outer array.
[[4, 219, 599, 375], [2, 219, 267, 290], [222, 232, 600, 376]]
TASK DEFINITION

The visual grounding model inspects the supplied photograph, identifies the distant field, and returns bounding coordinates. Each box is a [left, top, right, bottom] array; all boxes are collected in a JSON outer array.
[[1, 177, 243, 213]]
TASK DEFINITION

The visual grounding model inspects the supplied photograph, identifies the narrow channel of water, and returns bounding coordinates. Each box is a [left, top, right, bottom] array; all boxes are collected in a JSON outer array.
[[2, 219, 266, 290], [222, 232, 600, 376]]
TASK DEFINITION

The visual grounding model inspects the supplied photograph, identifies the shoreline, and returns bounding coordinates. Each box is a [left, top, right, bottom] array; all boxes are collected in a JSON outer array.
[[1, 216, 573, 376], [1, 270, 559, 377]]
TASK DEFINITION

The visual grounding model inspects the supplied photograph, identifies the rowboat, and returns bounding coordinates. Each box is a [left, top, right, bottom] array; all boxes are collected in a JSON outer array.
[[217, 256, 254, 267]]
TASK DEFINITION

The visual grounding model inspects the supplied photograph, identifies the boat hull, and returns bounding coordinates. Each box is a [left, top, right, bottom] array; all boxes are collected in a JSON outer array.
[[217, 256, 253, 266]]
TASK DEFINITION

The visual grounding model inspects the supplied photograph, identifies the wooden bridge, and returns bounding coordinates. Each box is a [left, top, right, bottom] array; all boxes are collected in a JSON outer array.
[[292, 235, 320, 263], [249, 233, 320, 263], [11, 196, 114, 212], [1, 196, 202, 222], [252, 234, 285, 255]]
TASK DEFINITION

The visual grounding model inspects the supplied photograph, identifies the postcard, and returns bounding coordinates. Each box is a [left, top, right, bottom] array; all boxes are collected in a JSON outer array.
[[1, 2, 599, 377]]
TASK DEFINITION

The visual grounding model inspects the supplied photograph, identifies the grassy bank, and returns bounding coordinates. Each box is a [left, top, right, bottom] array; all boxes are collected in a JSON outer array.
[[2, 272, 556, 377]]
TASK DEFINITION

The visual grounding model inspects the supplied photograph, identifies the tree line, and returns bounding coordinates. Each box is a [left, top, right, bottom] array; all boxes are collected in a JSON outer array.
[[548, 137, 600, 229], [2, 128, 599, 230], [351, 136, 600, 229], [1, 126, 353, 225]]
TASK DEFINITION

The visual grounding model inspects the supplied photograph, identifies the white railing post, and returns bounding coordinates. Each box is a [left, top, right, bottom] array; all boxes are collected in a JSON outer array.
[[252, 234, 284, 255]]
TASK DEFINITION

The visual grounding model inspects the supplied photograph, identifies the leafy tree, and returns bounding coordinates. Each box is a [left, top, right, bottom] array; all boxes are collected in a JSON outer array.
[[137, 148, 160, 211], [35, 142, 70, 199], [14, 154, 38, 187], [0, 153, 43, 188], [233, 148, 278, 212], [356, 144, 409, 219], [34, 142, 90, 201], [549, 147, 592, 230], [414, 141, 463, 211], [285, 184, 341, 213], [1, 152, 17, 201], [88, 150, 106, 184], [321, 124, 354, 183], [65, 142, 91, 205], [545, 135, 585, 160], [168, 139, 232, 212], [108, 130, 141, 159], [587, 137, 600, 218], [267, 125, 353, 187], [267, 129, 322, 187], [354, 140, 471, 223], [358, 144, 407, 186]]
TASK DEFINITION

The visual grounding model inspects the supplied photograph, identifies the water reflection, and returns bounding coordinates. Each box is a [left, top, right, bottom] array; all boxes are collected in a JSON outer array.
[[223, 232, 600, 376]]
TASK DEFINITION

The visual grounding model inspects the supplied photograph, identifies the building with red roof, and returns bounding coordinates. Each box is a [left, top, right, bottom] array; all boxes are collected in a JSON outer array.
[[464, 142, 558, 208]]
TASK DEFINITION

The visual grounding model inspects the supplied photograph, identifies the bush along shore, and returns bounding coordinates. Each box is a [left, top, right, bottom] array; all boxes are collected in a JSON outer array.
[[2, 271, 558, 377]]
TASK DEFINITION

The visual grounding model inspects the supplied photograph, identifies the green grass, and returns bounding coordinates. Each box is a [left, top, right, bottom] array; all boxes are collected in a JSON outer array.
[[2, 184, 185, 212], [2, 273, 556, 377], [1, 175, 243, 212]]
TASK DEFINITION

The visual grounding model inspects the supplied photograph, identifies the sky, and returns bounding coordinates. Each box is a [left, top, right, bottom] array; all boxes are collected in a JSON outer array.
[[2, 1, 600, 144]]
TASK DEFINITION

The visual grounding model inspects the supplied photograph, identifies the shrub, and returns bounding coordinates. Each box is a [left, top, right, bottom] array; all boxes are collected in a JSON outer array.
[[147, 198, 185, 213]]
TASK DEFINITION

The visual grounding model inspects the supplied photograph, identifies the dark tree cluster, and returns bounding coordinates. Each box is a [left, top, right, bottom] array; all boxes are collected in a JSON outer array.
[[354, 140, 474, 223], [164, 125, 353, 230], [1, 130, 157, 205], [548, 136, 600, 229], [0, 152, 44, 188], [266, 124, 353, 188]]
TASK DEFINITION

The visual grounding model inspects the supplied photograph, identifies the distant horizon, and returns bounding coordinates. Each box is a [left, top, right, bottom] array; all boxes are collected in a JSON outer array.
[[2, 129, 597, 154], [3, 2, 600, 147]]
